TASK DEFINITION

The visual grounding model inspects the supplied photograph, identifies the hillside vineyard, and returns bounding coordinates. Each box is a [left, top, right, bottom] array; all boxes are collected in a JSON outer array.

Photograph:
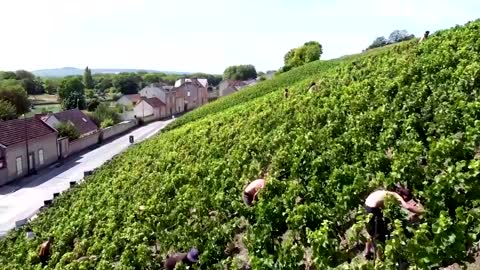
[[1, 20, 480, 269]]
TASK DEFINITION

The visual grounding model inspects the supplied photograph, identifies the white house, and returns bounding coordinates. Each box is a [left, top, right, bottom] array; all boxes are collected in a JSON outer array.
[[134, 97, 166, 119], [139, 84, 167, 103], [117, 94, 141, 107]]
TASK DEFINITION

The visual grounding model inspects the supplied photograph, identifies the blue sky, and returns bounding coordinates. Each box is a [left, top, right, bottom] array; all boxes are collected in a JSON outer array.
[[1, 0, 479, 74]]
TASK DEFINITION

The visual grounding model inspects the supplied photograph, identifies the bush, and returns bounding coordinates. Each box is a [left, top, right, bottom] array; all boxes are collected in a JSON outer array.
[[89, 103, 120, 127], [100, 118, 114, 128], [0, 79, 30, 115], [87, 99, 100, 112], [113, 104, 123, 114], [0, 99, 17, 120], [85, 89, 95, 99], [56, 122, 80, 140]]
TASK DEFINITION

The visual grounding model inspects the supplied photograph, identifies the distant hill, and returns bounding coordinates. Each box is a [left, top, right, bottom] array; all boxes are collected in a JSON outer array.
[[32, 67, 190, 77]]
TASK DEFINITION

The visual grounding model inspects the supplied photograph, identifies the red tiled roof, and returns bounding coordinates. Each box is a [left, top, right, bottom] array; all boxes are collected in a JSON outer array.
[[0, 117, 57, 147], [143, 97, 165, 108], [52, 109, 98, 135]]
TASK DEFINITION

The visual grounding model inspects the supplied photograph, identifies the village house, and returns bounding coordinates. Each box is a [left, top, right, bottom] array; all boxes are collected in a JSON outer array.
[[134, 97, 167, 119], [139, 83, 167, 102], [219, 80, 248, 97], [41, 109, 99, 138], [0, 117, 58, 185], [116, 94, 142, 108], [173, 78, 209, 110], [175, 78, 209, 89], [134, 79, 209, 118]]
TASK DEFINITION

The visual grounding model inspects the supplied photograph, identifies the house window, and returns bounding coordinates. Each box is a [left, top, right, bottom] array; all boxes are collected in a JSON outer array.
[[0, 150, 5, 169], [38, 149, 45, 165], [16, 157, 23, 176]]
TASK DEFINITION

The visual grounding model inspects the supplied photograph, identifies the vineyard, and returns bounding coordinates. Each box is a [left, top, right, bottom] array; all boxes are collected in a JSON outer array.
[[1, 19, 480, 269]]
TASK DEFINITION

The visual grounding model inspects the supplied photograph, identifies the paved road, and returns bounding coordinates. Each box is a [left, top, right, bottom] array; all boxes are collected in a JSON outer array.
[[0, 119, 173, 236]]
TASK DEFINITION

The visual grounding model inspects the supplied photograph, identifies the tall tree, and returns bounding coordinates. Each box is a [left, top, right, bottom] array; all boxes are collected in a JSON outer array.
[[283, 41, 322, 71], [0, 79, 30, 115], [223, 65, 257, 80], [190, 73, 223, 87], [58, 77, 86, 110], [83, 66, 95, 89], [94, 75, 113, 94], [388, 30, 415, 43], [113, 73, 141, 95], [0, 100, 17, 120], [14, 70, 43, 94], [142, 73, 164, 85], [0, 71, 17, 80], [14, 70, 35, 81], [43, 79, 60, 95], [366, 36, 389, 50]]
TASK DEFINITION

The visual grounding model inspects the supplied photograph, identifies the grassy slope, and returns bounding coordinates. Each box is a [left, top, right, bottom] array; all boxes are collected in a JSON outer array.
[[165, 43, 398, 132], [1, 20, 480, 270]]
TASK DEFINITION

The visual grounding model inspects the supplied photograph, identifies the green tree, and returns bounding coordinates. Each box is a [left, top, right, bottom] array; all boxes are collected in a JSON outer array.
[[14, 70, 43, 94], [83, 66, 95, 89], [58, 77, 86, 110], [113, 73, 142, 95], [223, 65, 257, 80], [0, 100, 17, 120], [43, 79, 60, 95], [85, 89, 95, 99], [14, 70, 34, 81], [142, 73, 164, 85], [88, 103, 120, 127], [388, 30, 415, 43], [366, 36, 389, 50], [87, 98, 100, 112], [0, 79, 30, 115], [56, 122, 80, 140], [0, 71, 17, 80], [283, 41, 322, 71], [94, 75, 113, 94], [190, 73, 223, 87]]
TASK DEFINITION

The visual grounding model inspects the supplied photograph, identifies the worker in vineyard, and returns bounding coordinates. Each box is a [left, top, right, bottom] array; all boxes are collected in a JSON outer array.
[[243, 178, 266, 206], [308, 82, 317, 93], [284, 88, 289, 98], [363, 184, 423, 260], [164, 248, 200, 270], [26, 226, 35, 240], [38, 236, 54, 266], [419, 30, 430, 43]]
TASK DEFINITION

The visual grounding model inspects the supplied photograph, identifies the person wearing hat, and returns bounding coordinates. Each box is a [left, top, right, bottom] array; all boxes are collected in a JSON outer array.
[[164, 248, 199, 270], [363, 184, 424, 260], [38, 236, 54, 266], [243, 178, 266, 206]]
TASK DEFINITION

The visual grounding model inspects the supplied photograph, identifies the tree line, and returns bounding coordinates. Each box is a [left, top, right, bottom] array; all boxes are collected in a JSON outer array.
[[0, 68, 223, 120], [366, 29, 415, 50]]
